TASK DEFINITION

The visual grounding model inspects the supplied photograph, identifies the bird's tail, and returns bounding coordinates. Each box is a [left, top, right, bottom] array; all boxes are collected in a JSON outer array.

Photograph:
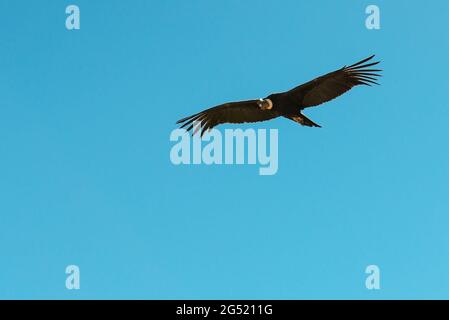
[[285, 114, 321, 128]]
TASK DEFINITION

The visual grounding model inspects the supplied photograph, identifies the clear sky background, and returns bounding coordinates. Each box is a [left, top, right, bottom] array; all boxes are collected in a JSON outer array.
[[1, 0, 449, 299]]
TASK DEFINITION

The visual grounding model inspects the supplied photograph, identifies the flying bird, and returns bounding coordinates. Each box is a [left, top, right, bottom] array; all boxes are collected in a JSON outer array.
[[177, 55, 381, 136]]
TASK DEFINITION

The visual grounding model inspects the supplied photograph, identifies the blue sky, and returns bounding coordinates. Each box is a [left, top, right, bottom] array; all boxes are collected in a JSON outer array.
[[1, 0, 449, 299]]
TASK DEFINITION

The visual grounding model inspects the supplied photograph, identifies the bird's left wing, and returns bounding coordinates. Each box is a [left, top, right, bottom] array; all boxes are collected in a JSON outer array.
[[285, 55, 382, 109], [176, 100, 277, 136]]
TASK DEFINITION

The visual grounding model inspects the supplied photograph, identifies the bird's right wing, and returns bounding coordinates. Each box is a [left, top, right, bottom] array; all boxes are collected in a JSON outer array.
[[285, 55, 382, 109], [176, 100, 278, 136]]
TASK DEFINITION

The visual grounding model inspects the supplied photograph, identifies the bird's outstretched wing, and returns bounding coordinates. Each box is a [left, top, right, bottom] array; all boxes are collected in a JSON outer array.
[[286, 55, 382, 109], [176, 100, 278, 136]]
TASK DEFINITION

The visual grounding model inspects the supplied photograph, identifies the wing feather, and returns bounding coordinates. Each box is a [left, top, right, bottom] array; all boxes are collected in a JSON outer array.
[[176, 100, 278, 136], [286, 55, 382, 109]]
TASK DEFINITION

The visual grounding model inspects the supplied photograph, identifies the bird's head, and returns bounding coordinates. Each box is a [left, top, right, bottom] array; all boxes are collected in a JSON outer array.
[[257, 98, 273, 110]]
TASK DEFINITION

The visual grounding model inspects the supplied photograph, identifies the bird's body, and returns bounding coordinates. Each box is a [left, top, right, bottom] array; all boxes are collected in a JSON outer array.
[[177, 55, 381, 135]]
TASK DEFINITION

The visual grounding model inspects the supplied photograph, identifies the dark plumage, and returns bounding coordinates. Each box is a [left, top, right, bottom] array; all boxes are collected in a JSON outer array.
[[177, 55, 381, 136]]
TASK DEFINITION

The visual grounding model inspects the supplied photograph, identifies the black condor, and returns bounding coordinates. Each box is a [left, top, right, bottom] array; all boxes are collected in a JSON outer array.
[[177, 55, 381, 136]]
